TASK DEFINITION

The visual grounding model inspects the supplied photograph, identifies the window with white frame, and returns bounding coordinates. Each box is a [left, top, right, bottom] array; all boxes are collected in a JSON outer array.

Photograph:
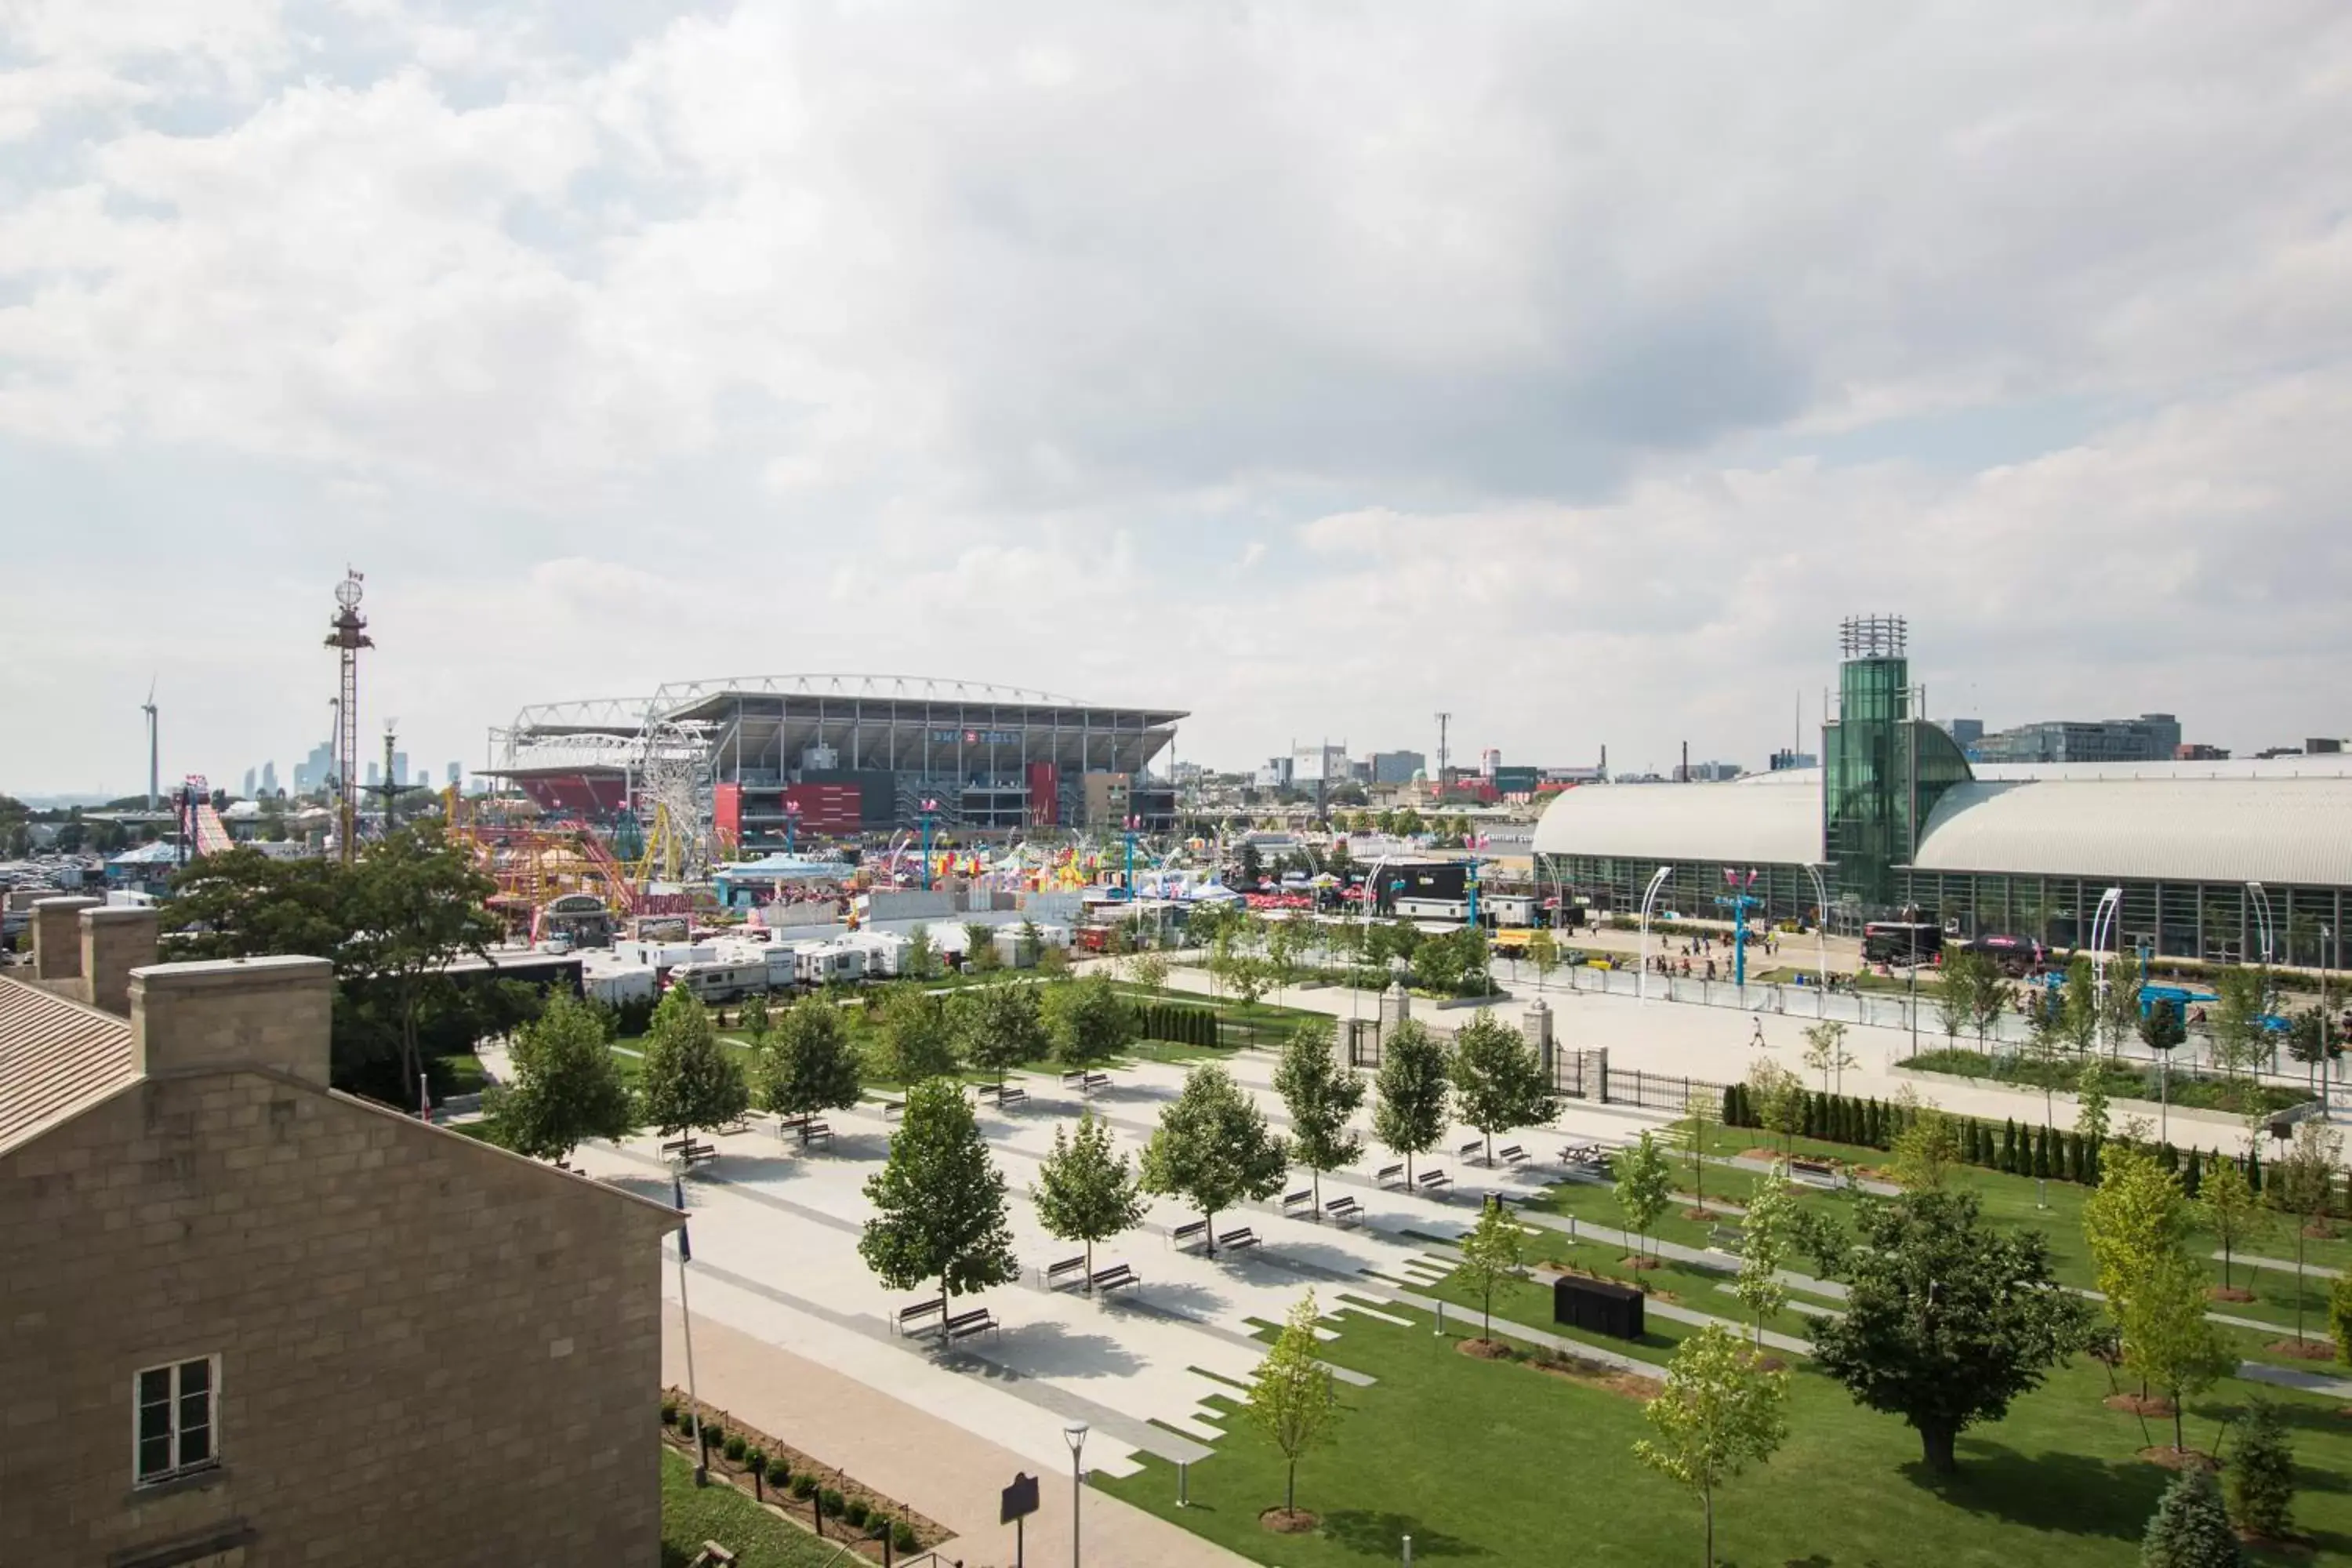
[[133, 1356, 218, 1486]]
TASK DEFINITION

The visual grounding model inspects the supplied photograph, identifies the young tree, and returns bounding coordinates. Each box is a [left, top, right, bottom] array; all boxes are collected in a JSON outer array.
[[2126, 1250, 2236, 1455], [2061, 955, 2103, 1058], [2227, 1396, 2295, 1544], [1127, 948, 1173, 993], [2085, 1142, 2198, 1367], [1246, 1290, 1341, 1520], [858, 1077, 1018, 1319], [1370, 1020, 1450, 1184], [1526, 927, 1562, 992], [1811, 1192, 2095, 1473], [1015, 917, 1045, 969], [488, 993, 637, 1162], [1613, 1131, 1675, 1265], [1449, 1011, 1558, 1166], [1889, 1099, 1965, 1193], [902, 924, 938, 982], [1674, 1083, 1719, 1217], [959, 981, 1049, 1092], [738, 990, 771, 1043], [2074, 1059, 2112, 1145], [2269, 1118, 2346, 1346], [1966, 958, 2008, 1053], [2198, 1156, 2270, 1294], [1274, 1018, 1365, 1210], [2140, 999, 2188, 1058], [1933, 949, 1978, 1051], [961, 920, 1000, 972], [640, 985, 751, 1138], [2140, 1466, 2243, 1568], [1457, 1199, 1528, 1344], [757, 996, 864, 1121], [1634, 1323, 1789, 1568], [2209, 965, 2272, 1082], [1047, 973, 1137, 1082], [1800, 1020, 1856, 1098], [1746, 1059, 1806, 1161], [341, 824, 506, 1110], [2100, 956, 2146, 1057], [1140, 1065, 1288, 1255], [1734, 1162, 1797, 1345], [2332, 1270, 2352, 1367], [872, 986, 962, 1084], [1030, 1112, 1147, 1289]]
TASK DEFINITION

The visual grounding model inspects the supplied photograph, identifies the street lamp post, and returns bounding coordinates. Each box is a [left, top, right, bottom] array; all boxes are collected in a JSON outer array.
[[1063, 1421, 1087, 1568], [920, 800, 938, 892], [783, 798, 800, 856], [1801, 864, 1831, 1018], [1637, 866, 1673, 1004]]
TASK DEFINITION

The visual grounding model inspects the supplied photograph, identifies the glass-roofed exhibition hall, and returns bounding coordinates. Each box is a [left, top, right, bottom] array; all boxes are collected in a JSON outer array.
[[1532, 617, 2352, 966]]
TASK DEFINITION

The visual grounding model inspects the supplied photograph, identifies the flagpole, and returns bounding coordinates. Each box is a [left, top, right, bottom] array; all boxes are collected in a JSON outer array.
[[674, 1174, 708, 1486]]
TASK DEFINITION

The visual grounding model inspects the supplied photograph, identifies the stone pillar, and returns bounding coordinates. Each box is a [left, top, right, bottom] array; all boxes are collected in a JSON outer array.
[[79, 905, 160, 1017], [1378, 979, 1412, 1033], [130, 955, 336, 1085], [31, 896, 101, 982], [1526, 996, 1555, 1079]]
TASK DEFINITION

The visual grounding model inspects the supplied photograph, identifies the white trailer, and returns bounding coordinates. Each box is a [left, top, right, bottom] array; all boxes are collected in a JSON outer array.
[[669, 959, 768, 1004]]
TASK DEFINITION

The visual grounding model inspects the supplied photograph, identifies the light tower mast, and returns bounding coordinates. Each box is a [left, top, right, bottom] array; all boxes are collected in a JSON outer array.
[[141, 677, 159, 811], [1434, 712, 1452, 781], [324, 570, 372, 865]]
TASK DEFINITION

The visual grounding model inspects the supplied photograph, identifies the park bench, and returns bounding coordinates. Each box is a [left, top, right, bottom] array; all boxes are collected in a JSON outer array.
[[1791, 1157, 1838, 1186], [995, 1087, 1029, 1111], [973, 1083, 1007, 1102], [945, 1308, 999, 1342], [1044, 1255, 1088, 1290], [661, 1136, 717, 1169], [1377, 1163, 1407, 1189], [878, 1098, 905, 1121], [1497, 1145, 1529, 1167], [1417, 1169, 1453, 1196], [717, 1115, 753, 1137], [1708, 1224, 1745, 1254], [774, 1113, 813, 1135], [1089, 1263, 1139, 1294], [894, 1298, 946, 1337], [1060, 1069, 1112, 1091], [794, 1120, 833, 1148], [1323, 1196, 1363, 1225], [1172, 1220, 1210, 1251], [1217, 1226, 1262, 1252], [1281, 1189, 1316, 1217], [1457, 1138, 1485, 1164]]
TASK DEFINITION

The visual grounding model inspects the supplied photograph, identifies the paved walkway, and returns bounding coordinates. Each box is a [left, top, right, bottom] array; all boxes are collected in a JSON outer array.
[[663, 1301, 1251, 1568]]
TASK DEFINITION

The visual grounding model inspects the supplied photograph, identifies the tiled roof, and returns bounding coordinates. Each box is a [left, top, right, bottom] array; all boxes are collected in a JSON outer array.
[[0, 975, 136, 1155]]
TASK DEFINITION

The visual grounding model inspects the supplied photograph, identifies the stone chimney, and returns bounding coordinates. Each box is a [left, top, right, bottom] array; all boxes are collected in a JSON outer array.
[[78, 906, 159, 1018], [31, 896, 101, 983], [129, 956, 335, 1086]]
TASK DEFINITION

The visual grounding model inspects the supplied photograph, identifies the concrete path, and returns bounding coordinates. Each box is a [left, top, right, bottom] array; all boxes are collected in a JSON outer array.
[[662, 1301, 1251, 1568], [2223, 1250, 2344, 1279], [2238, 1361, 2352, 1402]]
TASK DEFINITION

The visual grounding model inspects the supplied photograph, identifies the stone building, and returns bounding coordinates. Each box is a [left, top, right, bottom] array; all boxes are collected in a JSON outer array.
[[2, 898, 679, 1566]]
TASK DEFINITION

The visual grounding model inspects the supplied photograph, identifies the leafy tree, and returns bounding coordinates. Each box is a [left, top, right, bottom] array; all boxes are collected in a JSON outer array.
[[738, 990, 771, 1042], [757, 997, 863, 1120], [640, 985, 750, 1138], [1029, 1112, 1146, 1287], [1675, 1083, 1718, 1216], [2140, 1466, 2243, 1568], [1370, 1020, 1450, 1183], [2061, 955, 2103, 1057], [1933, 949, 1979, 1050], [858, 1077, 1018, 1318], [488, 993, 637, 1161], [1140, 1065, 1287, 1255], [2285, 1006, 2341, 1096], [2140, 998, 2188, 1057], [1889, 1099, 1964, 1193], [2331, 1269, 2352, 1367], [2100, 956, 2146, 1054], [2225, 1396, 2295, 1543], [960, 920, 1000, 972], [1634, 1323, 1789, 1568], [1613, 1131, 1674, 1265], [1274, 1018, 1365, 1210], [1246, 1290, 1341, 1519], [1811, 1192, 2095, 1473], [1449, 1011, 1556, 1166], [1747, 1059, 1805, 1160], [337, 825, 505, 1110], [1127, 948, 1172, 993], [1800, 1020, 1855, 1098], [2198, 1156, 2270, 1293], [872, 986, 962, 1083], [902, 924, 938, 981], [2074, 1059, 2111, 1145], [959, 981, 1049, 1092], [1015, 917, 1045, 968], [2126, 1250, 2235, 1454], [1965, 957, 2008, 1052], [1526, 928, 1561, 991], [2268, 1118, 2345, 1347], [2209, 966, 2273, 1081], [1457, 1199, 1527, 1343], [1045, 973, 1136, 1081], [1734, 1162, 1798, 1345]]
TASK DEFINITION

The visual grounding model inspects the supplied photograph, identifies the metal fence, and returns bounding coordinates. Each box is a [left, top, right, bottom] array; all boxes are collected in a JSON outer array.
[[1552, 1047, 1724, 1112]]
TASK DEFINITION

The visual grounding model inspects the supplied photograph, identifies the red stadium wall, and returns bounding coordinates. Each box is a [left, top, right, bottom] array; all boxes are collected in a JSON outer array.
[[714, 783, 742, 845], [783, 782, 863, 833], [517, 773, 632, 817], [1026, 761, 1061, 826]]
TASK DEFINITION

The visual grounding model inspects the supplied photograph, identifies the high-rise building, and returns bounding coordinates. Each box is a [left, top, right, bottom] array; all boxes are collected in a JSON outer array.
[[295, 739, 336, 796], [260, 760, 278, 795], [448, 760, 463, 787], [1935, 717, 1984, 748], [242, 768, 257, 798], [365, 760, 381, 788], [1365, 750, 1426, 785], [1973, 713, 2182, 764], [391, 751, 410, 788]]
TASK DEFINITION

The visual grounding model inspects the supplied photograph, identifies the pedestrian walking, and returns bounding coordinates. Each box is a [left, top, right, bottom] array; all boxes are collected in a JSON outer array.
[[1749, 1018, 1766, 1049]]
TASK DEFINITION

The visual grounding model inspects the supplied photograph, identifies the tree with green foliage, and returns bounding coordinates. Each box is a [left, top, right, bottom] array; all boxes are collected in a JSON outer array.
[[2286, 1006, 2341, 1098], [1273, 1018, 1365, 1210], [1634, 1322, 1789, 1568], [1746, 1059, 1805, 1161], [757, 996, 864, 1121], [488, 993, 637, 1162], [1526, 927, 1561, 991], [1675, 1083, 1719, 1217], [872, 986, 962, 1083], [1370, 1020, 1451, 1184], [1457, 1199, 1527, 1344], [1127, 947, 1172, 993], [2061, 955, 2102, 1057], [1734, 1161, 1797, 1345], [2209, 965, 2273, 1082], [858, 1077, 1018, 1319], [2225, 1396, 2295, 1543], [1800, 1020, 1855, 1098], [1449, 1011, 1557, 1167], [960, 920, 1000, 972], [640, 985, 750, 1138], [1045, 973, 1136, 1083], [2197, 1156, 2270, 1294], [1613, 1131, 1675, 1265], [2085, 1142, 2198, 1396], [1934, 949, 1980, 1051], [1246, 1290, 1341, 1519], [1140, 1065, 1288, 1255], [1029, 1112, 1146, 1289], [2074, 1058, 2111, 1145], [2100, 956, 2146, 1055], [2140, 998, 2188, 1058], [1965, 957, 2008, 1053], [1812, 1191, 2095, 1473], [2140, 1466, 2243, 1568], [2127, 1249, 2235, 1455], [902, 924, 938, 981], [956, 981, 1049, 1091], [338, 825, 506, 1111], [2268, 1117, 2345, 1348], [1889, 1098, 1964, 1193]]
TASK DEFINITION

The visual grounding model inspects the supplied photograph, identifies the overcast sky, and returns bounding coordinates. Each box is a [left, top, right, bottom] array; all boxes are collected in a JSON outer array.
[[5, 2, 2350, 797]]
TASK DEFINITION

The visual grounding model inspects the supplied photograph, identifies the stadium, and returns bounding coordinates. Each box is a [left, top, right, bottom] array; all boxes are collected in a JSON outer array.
[[489, 674, 1185, 850]]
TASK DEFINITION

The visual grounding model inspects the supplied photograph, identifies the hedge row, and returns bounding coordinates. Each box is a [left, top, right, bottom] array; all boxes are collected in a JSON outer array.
[[1136, 1001, 1219, 1048], [657, 1402, 920, 1552]]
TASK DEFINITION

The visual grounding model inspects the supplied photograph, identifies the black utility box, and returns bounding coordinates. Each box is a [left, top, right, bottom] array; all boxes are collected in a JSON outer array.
[[1553, 1275, 1644, 1341]]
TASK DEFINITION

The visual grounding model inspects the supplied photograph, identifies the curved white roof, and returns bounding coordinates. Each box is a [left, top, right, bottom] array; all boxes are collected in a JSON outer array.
[[1911, 777, 2352, 885], [1532, 779, 1823, 866]]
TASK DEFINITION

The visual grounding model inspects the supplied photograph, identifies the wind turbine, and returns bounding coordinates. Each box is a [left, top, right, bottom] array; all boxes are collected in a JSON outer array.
[[142, 677, 159, 812]]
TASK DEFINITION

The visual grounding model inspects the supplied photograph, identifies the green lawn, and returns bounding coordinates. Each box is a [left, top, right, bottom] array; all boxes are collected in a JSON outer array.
[[660, 1447, 847, 1568], [1098, 1298, 2352, 1568]]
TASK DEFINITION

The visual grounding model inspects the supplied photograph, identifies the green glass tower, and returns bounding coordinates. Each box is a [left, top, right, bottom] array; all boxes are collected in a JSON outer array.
[[1822, 616, 1973, 915]]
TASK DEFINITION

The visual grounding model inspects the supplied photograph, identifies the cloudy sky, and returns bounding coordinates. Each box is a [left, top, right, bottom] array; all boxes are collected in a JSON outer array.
[[5, 2, 2350, 797]]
